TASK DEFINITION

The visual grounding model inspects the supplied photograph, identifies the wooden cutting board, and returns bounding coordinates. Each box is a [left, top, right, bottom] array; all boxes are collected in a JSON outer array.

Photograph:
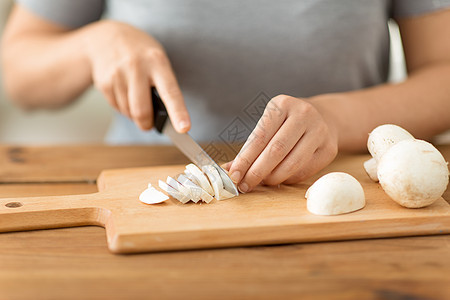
[[0, 155, 448, 254]]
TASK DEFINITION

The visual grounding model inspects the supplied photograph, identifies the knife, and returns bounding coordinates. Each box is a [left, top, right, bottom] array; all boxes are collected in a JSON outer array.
[[151, 87, 239, 196]]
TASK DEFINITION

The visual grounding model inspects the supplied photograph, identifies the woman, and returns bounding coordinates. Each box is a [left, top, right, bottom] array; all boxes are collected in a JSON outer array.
[[2, 0, 450, 193]]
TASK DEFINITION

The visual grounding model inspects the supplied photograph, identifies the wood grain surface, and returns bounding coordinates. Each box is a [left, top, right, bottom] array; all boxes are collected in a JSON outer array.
[[0, 144, 237, 183], [0, 145, 449, 299], [1, 161, 448, 254]]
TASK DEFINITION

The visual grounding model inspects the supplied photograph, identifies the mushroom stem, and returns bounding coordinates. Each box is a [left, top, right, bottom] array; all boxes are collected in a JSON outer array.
[[363, 158, 379, 182]]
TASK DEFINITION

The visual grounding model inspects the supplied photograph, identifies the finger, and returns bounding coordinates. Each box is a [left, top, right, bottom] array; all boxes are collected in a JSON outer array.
[[228, 100, 287, 184], [283, 146, 335, 184], [128, 66, 152, 130], [263, 130, 318, 185], [221, 161, 233, 171], [237, 117, 305, 192], [99, 81, 119, 111], [150, 55, 190, 133], [113, 72, 131, 118]]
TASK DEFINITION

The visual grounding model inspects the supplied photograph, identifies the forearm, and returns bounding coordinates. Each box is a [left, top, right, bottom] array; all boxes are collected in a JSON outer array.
[[310, 63, 450, 152], [1, 19, 95, 108]]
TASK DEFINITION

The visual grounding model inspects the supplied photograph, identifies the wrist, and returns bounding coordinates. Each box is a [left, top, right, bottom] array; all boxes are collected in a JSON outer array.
[[307, 94, 343, 147]]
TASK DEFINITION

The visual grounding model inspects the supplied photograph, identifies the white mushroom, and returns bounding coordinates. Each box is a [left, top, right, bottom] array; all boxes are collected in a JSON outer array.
[[177, 174, 202, 203], [377, 139, 449, 208], [139, 183, 169, 204], [184, 170, 199, 185], [202, 165, 235, 200], [177, 174, 213, 203], [198, 188, 214, 203], [305, 172, 365, 215], [363, 157, 379, 182], [166, 176, 192, 204], [149, 164, 237, 205], [185, 164, 214, 196], [364, 124, 415, 182], [367, 124, 414, 162], [158, 180, 190, 204]]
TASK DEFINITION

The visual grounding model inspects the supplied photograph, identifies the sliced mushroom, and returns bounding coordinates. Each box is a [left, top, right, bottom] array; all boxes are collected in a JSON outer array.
[[202, 165, 235, 200], [185, 164, 214, 196], [178, 174, 213, 203], [139, 183, 169, 204], [218, 188, 235, 200], [166, 176, 192, 204], [184, 170, 199, 185], [202, 165, 223, 199], [147, 163, 237, 205], [176, 174, 202, 203], [183, 172, 214, 203], [158, 180, 190, 204]]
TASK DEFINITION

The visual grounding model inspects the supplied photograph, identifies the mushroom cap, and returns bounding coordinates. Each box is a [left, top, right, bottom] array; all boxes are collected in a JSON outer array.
[[368, 124, 414, 162], [139, 184, 169, 204], [377, 139, 449, 208], [306, 172, 365, 215]]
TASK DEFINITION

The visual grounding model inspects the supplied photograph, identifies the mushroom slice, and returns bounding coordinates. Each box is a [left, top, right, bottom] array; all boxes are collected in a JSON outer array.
[[202, 165, 235, 200], [363, 158, 379, 182], [166, 176, 192, 204], [185, 164, 214, 196], [184, 170, 214, 203], [305, 172, 365, 216], [199, 190, 214, 203], [184, 170, 199, 185], [177, 174, 203, 203], [202, 165, 223, 200], [178, 175, 214, 203], [158, 180, 190, 204], [217, 188, 235, 200], [139, 183, 169, 204], [211, 165, 237, 200]]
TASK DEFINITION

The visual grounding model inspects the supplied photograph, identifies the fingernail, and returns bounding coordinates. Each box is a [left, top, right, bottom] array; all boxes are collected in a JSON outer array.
[[141, 120, 152, 131], [238, 182, 249, 193], [178, 121, 189, 132], [230, 171, 241, 183]]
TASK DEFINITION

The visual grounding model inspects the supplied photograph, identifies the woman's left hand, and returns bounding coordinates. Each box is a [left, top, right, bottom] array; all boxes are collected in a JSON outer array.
[[226, 94, 339, 193]]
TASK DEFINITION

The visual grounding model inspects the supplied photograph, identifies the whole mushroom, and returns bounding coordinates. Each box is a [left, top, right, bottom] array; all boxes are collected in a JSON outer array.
[[363, 158, 379, 182], [364, 124, 415, 182], [377, 139, 449, 208], [367, 124, 415, 162]]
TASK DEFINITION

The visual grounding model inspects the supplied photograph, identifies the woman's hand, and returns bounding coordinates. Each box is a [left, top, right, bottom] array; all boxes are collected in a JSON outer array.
[[227, 95, 338, 192], [84, 20, 190, 132]]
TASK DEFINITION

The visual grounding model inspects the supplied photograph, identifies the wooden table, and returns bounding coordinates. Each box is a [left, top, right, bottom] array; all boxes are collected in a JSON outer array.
[[0, 145, 448, 300]]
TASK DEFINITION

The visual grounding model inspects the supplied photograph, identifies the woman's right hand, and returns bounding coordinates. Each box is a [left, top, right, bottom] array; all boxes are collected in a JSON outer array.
[[83, 20, 190, 132]]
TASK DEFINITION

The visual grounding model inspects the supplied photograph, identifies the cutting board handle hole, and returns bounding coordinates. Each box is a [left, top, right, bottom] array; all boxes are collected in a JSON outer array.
[[5, 202, 23, 208]]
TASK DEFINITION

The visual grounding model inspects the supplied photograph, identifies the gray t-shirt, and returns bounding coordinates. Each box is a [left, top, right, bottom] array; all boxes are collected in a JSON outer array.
[[17, 0, 450, 146]]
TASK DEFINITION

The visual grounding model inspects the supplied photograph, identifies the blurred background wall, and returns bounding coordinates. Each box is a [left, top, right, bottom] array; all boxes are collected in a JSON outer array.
[[0, 2, 447, 144]]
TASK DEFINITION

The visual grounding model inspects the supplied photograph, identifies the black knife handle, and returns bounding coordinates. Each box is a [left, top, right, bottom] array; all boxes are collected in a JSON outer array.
[[151, 87, 168, 133]]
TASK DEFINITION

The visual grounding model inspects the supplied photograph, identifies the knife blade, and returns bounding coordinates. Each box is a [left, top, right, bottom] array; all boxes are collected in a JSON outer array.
[[151, 87, 238, 196]]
